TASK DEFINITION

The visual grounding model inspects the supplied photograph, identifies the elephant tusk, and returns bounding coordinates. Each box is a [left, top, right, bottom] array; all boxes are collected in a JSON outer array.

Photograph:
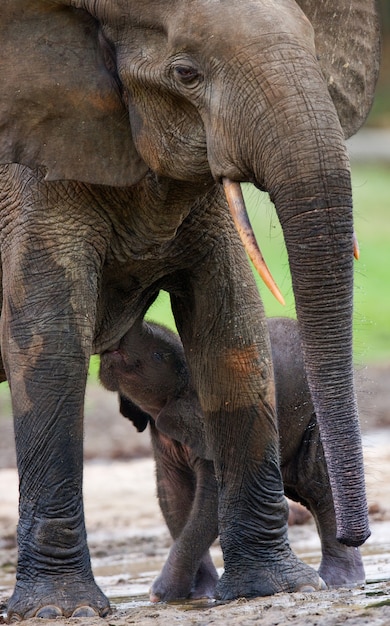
[[353, 232, 360, 261], [222, 178, 285, 306]]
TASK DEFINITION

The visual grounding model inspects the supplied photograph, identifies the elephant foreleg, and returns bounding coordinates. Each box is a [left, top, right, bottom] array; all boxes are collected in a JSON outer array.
[[0, 169, 109, 620], [169, 199, 324, 598]]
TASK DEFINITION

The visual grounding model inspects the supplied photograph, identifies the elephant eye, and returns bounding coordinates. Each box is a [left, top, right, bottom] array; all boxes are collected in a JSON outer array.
[[173, 64, 201, 85], [152, 351, 172, 363]]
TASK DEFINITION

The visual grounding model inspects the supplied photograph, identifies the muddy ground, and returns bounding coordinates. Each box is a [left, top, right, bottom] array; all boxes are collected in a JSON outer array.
[[1, 364, 390, 625]]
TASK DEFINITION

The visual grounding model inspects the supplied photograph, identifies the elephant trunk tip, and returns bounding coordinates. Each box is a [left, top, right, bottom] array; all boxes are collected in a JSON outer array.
[[222, 178, 285, 306], [337, 525, 371, 548]]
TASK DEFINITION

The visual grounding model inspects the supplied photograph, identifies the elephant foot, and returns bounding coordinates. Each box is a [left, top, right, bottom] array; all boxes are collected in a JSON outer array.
[[318, 546, 365, 588], [150, 572, 192, 603], [189, 558, 219, 600], [6, 577, 110, 621], [150, 556, 219, 603], [216, 552, 326, 600]]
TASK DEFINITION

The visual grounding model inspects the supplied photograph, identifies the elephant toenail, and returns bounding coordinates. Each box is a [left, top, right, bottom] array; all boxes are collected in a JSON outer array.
[[8, 614, 22, 623], [149, 592, 161, 603], [35, 605, 63, 618], [72, 605, 99, 617], [299, 577, 327, 593], [316, 576, 327, 590]]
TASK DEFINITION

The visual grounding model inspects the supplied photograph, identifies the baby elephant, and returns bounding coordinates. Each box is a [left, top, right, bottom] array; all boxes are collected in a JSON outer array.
[[99, 317, 364, 602]]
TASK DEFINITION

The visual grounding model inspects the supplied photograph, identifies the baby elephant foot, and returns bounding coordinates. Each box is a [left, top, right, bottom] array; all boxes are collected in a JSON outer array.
[[150, 555, 218, 603], [189, 557, 219, 600], [150, 571, 192, 603], [7, 578, 110, 621], [319, 546, 365, 588], [216, 551, 326, 600]]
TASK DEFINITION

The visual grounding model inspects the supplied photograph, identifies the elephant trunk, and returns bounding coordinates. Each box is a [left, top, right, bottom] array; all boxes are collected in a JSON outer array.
[[274, 172, 369, 546], [254, 86, 369, 546]]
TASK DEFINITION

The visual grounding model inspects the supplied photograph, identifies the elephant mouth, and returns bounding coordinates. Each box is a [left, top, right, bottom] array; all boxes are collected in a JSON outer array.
[[222, 178, 360, 306]]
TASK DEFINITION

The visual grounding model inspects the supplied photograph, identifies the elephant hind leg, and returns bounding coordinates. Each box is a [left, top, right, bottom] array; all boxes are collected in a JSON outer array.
[[317, 541, 365, 588], [282, 419, 365, 588]]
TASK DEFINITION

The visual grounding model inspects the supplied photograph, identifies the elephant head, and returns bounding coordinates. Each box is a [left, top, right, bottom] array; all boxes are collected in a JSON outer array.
[[0, 0, 379, 565]]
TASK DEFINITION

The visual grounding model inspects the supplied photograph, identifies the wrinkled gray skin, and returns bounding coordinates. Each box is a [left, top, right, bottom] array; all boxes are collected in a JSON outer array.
[[100, 316, 364, 602], [0, 0, 380, 619]]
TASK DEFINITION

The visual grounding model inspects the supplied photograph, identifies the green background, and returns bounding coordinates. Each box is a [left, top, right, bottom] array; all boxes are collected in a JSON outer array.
[[139, 165, 389, 367]]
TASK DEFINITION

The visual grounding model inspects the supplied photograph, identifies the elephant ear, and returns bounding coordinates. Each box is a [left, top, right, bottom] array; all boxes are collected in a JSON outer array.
[[0, 1, 147, 185], [296, 0, 381, 138], [156, 395, 208, 458], [119, 396, 151, 433]]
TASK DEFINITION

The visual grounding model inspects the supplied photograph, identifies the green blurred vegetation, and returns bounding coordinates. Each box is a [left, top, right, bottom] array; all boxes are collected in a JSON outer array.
[[244, 167, 390, 366], [131, 165, 389, 370], [351, 165, 390, 364], [367, 0, 390, 127]]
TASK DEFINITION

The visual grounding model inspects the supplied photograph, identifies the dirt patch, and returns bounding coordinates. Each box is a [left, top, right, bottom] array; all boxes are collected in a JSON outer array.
[[1, 366, 390, 625]]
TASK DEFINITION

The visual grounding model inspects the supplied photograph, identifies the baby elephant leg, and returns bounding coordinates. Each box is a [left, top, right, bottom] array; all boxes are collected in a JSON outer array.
[[269, 317, 365, 588], [149, 423, 219, 602], [99, 319, 218, 601]]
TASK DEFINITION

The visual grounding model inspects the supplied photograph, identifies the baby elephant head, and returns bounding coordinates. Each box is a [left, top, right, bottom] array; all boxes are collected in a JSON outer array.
[[99, 320, 207, 455]]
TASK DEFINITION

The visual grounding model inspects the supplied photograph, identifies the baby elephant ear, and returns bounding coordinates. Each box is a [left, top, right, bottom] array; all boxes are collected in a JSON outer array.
[[297, 0, 381, 138], [119, 396, 151, 433], [0, 1, 147, 186]]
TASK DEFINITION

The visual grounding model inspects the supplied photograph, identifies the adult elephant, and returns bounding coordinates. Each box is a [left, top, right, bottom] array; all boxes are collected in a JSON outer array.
[[0, 0, 380, 620]]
